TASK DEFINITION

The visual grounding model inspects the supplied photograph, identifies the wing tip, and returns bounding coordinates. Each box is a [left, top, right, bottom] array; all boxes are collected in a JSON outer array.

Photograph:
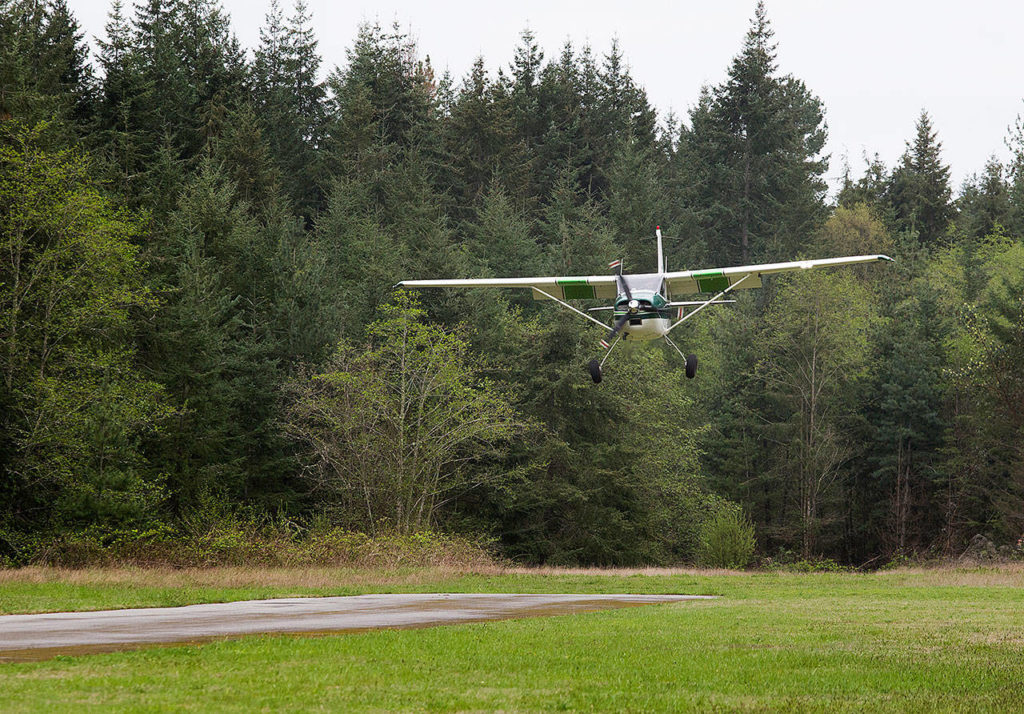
[[877, 254, 895, 263]]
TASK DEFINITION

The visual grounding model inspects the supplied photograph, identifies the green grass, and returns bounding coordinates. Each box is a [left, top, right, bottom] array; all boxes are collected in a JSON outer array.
[[2, 567, 1024, 711]]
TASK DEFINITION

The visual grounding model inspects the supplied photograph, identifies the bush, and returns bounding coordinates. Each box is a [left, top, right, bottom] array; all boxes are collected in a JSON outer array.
[[697, 505, 756, 569], [7, 517, 500, 570]]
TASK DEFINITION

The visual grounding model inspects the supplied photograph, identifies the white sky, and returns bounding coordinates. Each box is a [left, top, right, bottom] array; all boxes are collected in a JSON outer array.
[[70, 0, 1024, 194]]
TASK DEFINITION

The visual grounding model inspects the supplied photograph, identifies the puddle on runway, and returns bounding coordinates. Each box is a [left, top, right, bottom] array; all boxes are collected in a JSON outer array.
[[0, 594, 713, 663]]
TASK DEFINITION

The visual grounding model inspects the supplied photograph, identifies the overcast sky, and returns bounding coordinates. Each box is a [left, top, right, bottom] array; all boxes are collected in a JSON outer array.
[[70, 0, 1024, 193]]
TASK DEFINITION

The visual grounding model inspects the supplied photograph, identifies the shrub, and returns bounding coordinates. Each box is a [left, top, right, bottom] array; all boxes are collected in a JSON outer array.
[[697, 505, 756, 569], [8, 517, 500, 570]]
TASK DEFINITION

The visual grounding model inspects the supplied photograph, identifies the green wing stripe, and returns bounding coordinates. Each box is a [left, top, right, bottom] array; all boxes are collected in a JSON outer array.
[[557, 278, 596, 300], [696, 275, 730, 292]]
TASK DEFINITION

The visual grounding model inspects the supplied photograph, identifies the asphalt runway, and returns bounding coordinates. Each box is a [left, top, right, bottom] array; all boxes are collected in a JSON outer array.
[[0, 593, 712, 661]]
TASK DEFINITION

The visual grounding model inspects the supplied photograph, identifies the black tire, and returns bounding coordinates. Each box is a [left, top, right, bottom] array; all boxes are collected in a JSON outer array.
[[685, 353, 698, 379], [588, 359, 602, 384]]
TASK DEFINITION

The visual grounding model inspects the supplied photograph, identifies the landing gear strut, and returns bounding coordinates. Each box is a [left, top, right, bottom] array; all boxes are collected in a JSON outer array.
[[665, 334, 698, 379]]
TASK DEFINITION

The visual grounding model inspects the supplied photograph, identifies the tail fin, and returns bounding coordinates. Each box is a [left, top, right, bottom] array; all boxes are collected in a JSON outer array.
[[655, 226, 665, 274]]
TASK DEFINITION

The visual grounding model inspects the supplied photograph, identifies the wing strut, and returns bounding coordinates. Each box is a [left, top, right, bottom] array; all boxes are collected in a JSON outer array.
[[530, 286, 613, 330], [665, 273, 753, 334], [600, 332, 623, 368]]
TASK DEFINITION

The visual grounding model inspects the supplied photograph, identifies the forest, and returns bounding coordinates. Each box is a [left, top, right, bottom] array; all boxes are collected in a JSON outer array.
[[2, 0, 1023, 567]]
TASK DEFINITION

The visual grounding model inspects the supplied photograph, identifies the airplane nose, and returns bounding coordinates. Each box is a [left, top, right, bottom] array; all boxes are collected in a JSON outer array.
[[628, 299, 639, 313]]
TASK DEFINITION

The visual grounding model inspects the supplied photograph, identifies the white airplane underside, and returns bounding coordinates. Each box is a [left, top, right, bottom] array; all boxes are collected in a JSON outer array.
[[398, 227, 892, 383]]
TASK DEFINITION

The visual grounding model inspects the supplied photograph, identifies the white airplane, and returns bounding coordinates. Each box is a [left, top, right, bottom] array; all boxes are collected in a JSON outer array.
[[398, 227, 893, 383]]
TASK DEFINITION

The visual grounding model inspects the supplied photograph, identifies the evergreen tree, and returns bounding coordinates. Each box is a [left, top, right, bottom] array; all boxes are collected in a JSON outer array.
[[956, 158, 1011, 242], [595, 39, 658, 173], [507, 28, 545, 156], [252, 0, 326, 215], [888, 110, 953, 245], [441, 57, 527, 218], [679, 2, 827, 265], [0, 0, 95, 135], [467, 182, 542, 281], [97, 0, 246, 203], [974, 244, 1024, 539], [1004, 111, 1024, 236], [540, 165, 619, 275], [141, 159, 311, 511], [606, 133, 671, 270], [862, 286, 948, 557], [324, 21, 435, 174], [837, 153, 891, 217]]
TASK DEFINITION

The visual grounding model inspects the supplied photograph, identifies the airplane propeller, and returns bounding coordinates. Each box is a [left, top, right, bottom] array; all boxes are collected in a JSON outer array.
[[600, 273, 637, 349]]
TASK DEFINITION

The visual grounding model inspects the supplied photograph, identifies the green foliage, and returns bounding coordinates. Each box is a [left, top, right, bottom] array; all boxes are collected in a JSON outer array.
[[677, 2, 827, 265], [281, 293, 523, 534], [0, 124, 170, 532], [762, 553, 850, 572], [5, 0, 1024, 569], [0, 0, 95, 133], [13, 518, 496, 569], [889, 111, 953, 245], [697, 504, 756, 569], [251, 0, 325, 215]]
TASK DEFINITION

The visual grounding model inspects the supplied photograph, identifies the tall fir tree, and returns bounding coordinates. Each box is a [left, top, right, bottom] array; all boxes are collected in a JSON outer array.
[[252, 0, 326, 215], [955, 158, 1011, 242], [1004, 110, 1024, 236], [677, 2, 827, 265], [0, 0, 95, 137], [888, 110, 953, 245]]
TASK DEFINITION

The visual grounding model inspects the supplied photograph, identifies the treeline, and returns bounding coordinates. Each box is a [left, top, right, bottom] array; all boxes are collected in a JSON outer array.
[[1, 0, 1022, 566]]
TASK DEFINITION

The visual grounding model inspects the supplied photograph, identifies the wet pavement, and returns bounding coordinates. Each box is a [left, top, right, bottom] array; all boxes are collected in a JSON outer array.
[[0, 593, 712, 661]]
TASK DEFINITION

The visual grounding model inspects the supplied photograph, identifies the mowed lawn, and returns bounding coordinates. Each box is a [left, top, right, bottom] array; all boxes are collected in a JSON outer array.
[[2, 566, 1024, 712]]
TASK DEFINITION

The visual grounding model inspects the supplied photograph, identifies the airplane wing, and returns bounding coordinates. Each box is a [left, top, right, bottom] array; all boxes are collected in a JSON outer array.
[[664, 254, 893, 296], [397, 275, 620, 301]]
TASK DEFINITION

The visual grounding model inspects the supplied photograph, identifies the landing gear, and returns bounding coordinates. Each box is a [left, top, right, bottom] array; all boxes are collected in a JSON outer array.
[[588, 359, 603, 384], [664, 334, 697, 379]]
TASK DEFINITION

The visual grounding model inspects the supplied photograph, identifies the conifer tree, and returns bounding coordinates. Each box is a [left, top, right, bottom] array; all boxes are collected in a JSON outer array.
[[888, 111, 953, 245], [955, 158, 1011, 241], [1004, 111, 1024, 235], [677, 2, 827, 265], [837, 153, 891, 216], [863, 287, 948, 556], [0, 0, 95, 134], [252, 0, 325, 214], [98, 0, 246, 203], [508, 29, 544, 154], [442, 57, 525, 218], [325, 22, 435, 169]]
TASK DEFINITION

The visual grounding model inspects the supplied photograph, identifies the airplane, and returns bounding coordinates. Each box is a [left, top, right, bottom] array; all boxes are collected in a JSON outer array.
[[398, 227, 893, 383]]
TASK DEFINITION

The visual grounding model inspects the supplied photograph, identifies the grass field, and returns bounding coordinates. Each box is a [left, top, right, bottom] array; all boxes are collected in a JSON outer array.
[[2, 565, 1024, 711]]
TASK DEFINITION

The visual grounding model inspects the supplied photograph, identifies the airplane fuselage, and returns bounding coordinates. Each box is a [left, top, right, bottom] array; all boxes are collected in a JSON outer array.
[[613, 288, 673, 341]]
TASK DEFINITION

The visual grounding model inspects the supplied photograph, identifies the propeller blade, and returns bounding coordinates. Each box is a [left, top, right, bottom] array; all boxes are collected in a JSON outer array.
[[600, 314, 630, 349], [615, 272, 632, 302]]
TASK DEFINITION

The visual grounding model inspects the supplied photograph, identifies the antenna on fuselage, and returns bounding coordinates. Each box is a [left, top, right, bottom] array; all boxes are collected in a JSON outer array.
[[655, 226, 665, 274]]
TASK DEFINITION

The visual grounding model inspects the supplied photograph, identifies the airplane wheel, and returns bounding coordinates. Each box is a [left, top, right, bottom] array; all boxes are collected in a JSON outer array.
[[685, 353, 698, 379], [588, 359, 602, 384]]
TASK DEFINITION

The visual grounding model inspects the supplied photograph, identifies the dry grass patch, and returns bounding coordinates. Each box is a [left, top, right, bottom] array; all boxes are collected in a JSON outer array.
[[3, 561, 1021, 591], [873, 563, 1024, 588], [0, 564, 737, 595], [0, 565, 489, 590]]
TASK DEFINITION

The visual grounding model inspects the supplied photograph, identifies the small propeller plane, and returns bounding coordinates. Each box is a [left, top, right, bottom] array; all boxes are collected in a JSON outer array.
[[398, 227, 893, 383]]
